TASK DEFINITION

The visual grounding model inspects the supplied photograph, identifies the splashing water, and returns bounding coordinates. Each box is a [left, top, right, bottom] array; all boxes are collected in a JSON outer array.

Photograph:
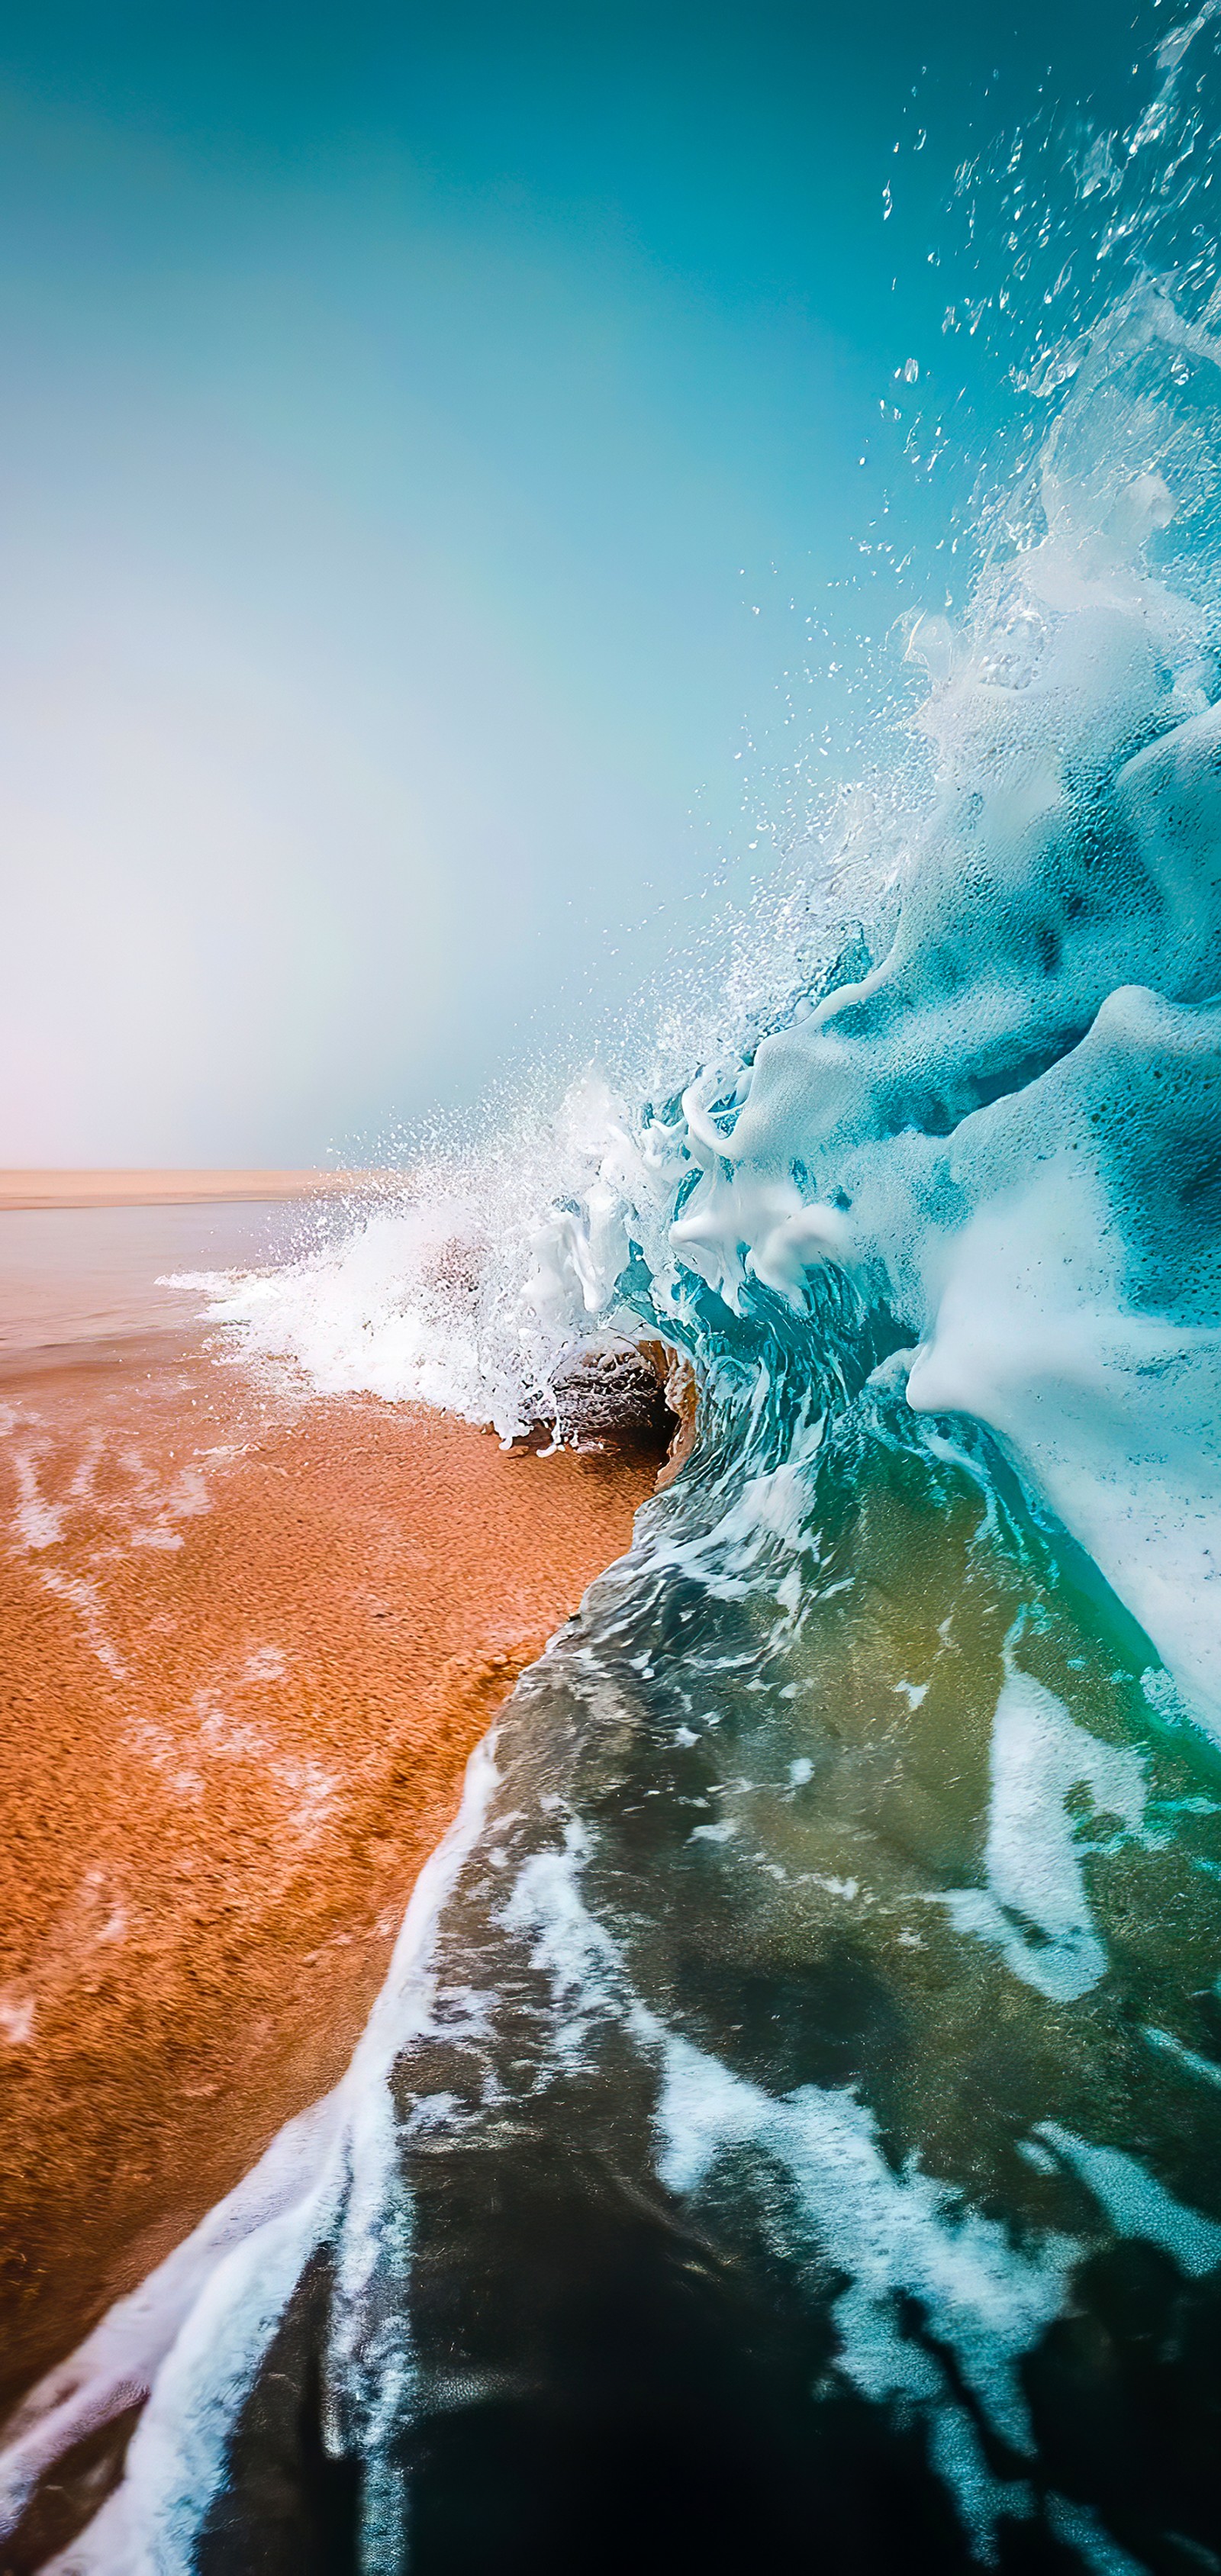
[[9, 19, 1221, 2574]]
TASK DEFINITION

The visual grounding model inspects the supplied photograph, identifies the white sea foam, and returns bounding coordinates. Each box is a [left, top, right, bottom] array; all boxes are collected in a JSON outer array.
[[0, 1732, 501, 2573], [494, 1790, 1213, 2564], [172, 279, 1221, 1744], [939, 1647, 1151, 2003], [14, 31, 1220, 2575], [662, 301, 1221, 1728], [498, 1808, 1075, 2552], [172, 1077, 676, 1442], [1034, 2124, 1221, 2277]]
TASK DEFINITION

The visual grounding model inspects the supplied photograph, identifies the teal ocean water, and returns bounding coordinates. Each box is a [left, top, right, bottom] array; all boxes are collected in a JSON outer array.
[[5, 18, 1221, 2571]]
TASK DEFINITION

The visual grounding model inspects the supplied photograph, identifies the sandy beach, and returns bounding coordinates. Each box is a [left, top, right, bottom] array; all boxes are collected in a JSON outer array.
[[0, 1209, 659, 2435]]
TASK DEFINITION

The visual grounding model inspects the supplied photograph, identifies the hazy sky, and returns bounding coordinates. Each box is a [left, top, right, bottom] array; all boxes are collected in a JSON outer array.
[[1, 0, 1143, 1165]]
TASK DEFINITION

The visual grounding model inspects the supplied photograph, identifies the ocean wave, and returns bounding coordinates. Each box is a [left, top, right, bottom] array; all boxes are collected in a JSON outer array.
[[15, 17, 1221, 2569]]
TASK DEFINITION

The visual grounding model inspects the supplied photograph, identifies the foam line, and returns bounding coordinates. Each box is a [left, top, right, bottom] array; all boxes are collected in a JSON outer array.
[[0, 1731, 501, 2563]]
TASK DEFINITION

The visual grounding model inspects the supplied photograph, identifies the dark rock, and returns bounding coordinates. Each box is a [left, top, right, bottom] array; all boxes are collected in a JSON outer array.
[[551, 1339, 674, 1455]]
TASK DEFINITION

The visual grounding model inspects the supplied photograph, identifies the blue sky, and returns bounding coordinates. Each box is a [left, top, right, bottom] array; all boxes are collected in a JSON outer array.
[[0, 0, 1147, 1164]]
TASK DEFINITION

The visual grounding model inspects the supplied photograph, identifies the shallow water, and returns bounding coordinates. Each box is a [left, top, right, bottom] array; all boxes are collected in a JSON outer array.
[[0, 1203, 308, 1359], [24, 1333, 1219, 2574], [6, 15, 1221, 2572]]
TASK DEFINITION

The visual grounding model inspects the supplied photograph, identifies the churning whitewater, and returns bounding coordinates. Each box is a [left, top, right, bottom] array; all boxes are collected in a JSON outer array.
[[7, 18, 1221, 2573]]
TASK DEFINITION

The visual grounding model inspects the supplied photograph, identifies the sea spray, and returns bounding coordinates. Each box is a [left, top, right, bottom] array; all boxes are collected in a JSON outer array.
[[12, 16, 1221, 2571], [189, 274, 1221, 1726]]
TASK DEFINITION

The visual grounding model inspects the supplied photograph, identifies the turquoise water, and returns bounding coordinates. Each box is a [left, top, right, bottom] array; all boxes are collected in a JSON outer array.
[[4, 18, 1221, 2571]]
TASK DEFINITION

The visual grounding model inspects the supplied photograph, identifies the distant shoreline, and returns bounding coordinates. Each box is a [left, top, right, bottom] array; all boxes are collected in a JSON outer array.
[[0, 1170, 385, 1211]]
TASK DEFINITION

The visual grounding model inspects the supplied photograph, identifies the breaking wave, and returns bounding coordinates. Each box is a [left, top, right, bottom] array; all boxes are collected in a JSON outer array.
[[8, 15, 1221, 2572]]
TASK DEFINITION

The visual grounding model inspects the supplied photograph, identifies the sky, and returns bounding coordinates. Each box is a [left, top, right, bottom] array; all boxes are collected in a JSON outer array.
[[0, 0, 1152, 1167]]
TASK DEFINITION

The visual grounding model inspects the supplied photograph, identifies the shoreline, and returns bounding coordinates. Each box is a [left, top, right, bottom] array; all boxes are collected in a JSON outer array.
[[0, 1170, 385, 1212], [0, 1326, 659, 2423]]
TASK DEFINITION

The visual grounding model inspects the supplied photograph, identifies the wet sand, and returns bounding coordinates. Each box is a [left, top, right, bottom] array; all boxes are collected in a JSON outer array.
[[0, 1328, 656, 2419]]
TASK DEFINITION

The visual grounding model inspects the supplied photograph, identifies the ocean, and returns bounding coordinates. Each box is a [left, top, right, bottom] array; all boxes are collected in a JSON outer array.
[[5, 16, 1221, 2571]]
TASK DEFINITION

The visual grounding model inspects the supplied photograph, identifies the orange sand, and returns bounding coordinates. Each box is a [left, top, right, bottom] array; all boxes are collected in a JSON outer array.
[[0, 1332, 656, 2416]]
